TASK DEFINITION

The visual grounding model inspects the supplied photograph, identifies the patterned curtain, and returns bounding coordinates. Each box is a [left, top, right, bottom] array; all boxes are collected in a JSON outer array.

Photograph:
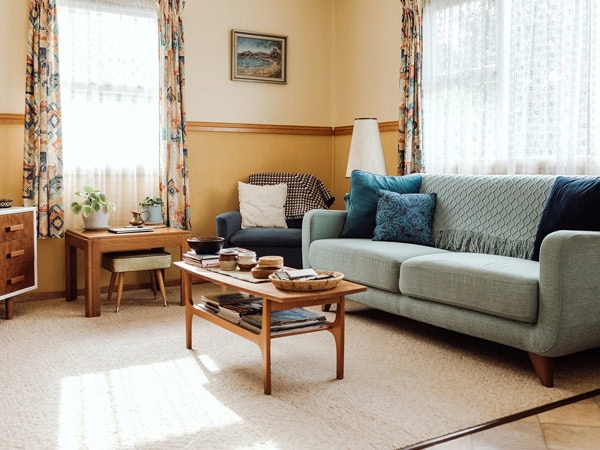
[[22, 0, 64, 238], [158, 0, 191, 229], [398, 0, 423, 175]]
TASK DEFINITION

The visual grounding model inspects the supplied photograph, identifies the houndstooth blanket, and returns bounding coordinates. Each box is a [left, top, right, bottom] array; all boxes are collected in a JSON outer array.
[[248, 173, 335, 219]]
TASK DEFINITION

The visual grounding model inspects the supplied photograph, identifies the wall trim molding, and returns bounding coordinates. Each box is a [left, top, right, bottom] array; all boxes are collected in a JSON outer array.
[[0, 113, 23, 125], [333, 120, 397, 136], [187, 121, 333, 135], [1, 114, 398, 136]]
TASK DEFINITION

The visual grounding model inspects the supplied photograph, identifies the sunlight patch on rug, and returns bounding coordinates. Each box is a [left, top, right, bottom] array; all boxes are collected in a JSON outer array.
[[57, 357, 239, 449]]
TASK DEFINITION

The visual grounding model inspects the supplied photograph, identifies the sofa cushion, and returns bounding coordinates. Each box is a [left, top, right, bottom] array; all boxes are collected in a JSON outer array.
[[531, 176, 600, 261], [340, 170, 422, 239], [399, 253, 540, 323], [238, 182, 288, 229], [373, 191, 436, 246], [309, 238, 448, 292], [230, 227, 301, 248]]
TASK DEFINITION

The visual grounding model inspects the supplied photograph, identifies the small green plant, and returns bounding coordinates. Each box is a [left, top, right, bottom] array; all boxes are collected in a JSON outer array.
[[71, 186, 116, 217], [139, 196, 164, 207]]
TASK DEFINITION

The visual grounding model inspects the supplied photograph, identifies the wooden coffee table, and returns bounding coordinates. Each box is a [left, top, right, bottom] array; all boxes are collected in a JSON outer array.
[[175, 261, 367, 394]]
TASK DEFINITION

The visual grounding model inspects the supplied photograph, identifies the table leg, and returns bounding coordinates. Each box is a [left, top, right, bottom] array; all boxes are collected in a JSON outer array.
[[84, 241, 102, 317], [330, 295, 345, 380], [260, 299, 272, 395], [184, 271, 193, 349]]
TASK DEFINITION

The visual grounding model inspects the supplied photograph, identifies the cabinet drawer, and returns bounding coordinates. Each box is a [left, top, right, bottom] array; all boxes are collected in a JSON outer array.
[[0, 212, 34, 241], [1, 262, 35, 296], [0, 238, 34, 268]]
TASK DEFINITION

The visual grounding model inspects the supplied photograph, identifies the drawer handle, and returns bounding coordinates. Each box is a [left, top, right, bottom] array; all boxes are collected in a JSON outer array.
[[8, 275, 26, 285], [7, 224, 24, 232], [8, 250, 25, 258]]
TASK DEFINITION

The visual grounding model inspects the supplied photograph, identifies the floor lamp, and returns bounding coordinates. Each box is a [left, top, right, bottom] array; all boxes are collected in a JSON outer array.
[[345, 118, 387, 177]]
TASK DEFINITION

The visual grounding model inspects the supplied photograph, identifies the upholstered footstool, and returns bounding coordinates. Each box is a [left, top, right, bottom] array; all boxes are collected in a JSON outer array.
[[101, 250, 172, 312]]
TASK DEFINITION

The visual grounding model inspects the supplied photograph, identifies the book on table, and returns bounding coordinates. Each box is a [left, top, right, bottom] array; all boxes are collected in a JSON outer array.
[[183, 251, 219, 268]]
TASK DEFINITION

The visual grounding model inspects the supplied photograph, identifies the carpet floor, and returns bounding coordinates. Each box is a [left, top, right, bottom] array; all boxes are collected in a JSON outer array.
[[1, 284, 599, 449]]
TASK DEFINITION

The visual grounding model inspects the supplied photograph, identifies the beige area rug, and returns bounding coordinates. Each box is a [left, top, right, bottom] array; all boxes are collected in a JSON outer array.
[[1, 284, 599, 450]]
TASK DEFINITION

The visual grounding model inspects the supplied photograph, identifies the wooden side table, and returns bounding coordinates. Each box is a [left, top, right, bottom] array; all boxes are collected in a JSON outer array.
[[65, 227, 190, 317]]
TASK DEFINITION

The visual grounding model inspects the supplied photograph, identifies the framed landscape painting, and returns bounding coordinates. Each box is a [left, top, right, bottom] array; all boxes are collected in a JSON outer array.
[[231, 30, 287, 84]]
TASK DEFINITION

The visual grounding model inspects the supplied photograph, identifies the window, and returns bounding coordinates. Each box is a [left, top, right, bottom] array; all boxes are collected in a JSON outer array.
[[57, 0, 159, 228], [422, 0, 599, 175]]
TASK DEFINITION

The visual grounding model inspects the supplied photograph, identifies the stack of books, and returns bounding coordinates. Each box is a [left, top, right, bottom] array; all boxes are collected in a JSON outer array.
[[199, 292, 263, 324], [183, 251, 219, 268], [198, 291, 327, 334], [240, 308, 327, 335]]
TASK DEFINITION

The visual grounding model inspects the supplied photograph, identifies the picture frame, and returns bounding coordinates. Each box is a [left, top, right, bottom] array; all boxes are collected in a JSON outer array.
[[231, 30, 287, 84]]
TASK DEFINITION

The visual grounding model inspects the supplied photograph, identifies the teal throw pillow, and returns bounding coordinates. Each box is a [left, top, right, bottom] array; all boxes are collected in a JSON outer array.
[[531, 176, 600, 261], [373, 190, 437, 246], [340, 170, 422, 238]]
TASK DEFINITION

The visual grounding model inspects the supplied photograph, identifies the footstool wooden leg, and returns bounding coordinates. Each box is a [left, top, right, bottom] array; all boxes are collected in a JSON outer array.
[[155, 269, 168, 307], [115, 273, 125, 313]]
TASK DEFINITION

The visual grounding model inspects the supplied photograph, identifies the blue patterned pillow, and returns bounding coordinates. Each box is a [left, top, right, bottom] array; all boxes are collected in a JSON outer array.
[[373, 190, 437, 245], [340, 170, 422, 238]]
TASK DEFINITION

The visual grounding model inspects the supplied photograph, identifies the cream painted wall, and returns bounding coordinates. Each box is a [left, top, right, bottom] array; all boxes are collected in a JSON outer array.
[[332, 0, 402, 126], [0, 0, 27, 113], [184, 0, 334, 125]]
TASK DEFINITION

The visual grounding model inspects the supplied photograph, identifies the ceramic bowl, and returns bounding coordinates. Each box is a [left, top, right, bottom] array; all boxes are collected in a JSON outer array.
[[187, 237, 225, 255], [0, 198, 13, 208]]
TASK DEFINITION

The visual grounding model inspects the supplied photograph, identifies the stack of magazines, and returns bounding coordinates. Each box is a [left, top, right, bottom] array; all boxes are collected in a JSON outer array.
[[198, 291, 327, 334], [199, 292, 262, 324], [240, 308, 327, 335]]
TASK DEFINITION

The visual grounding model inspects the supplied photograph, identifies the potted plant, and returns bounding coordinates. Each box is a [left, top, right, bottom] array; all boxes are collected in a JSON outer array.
[[139, 196, 164, 224], [71, 186, 116, 229]]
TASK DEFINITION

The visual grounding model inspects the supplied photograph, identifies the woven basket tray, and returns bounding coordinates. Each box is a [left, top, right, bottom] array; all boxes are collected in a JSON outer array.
[[269, 270, 344, 292]]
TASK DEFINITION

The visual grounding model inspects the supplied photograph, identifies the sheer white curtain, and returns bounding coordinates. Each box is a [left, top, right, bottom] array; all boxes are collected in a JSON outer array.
[[422, 0, 599, 175], [58, 0, 160, 229]]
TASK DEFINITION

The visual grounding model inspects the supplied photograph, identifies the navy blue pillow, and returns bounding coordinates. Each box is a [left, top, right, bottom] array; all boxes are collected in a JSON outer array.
[[373, 190, 437, 245], [531, 176, 600, 261], [340, 170, 422, 238]]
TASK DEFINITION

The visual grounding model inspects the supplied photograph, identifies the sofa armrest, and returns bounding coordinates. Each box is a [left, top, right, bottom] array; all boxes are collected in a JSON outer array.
[[302, 209, 347, 268], [215, 210, 242, 248], [536, 230, 600, 356]]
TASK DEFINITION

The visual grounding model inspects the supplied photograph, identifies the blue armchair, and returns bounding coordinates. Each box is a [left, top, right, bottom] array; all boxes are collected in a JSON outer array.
[[215, 173, 335, 269]]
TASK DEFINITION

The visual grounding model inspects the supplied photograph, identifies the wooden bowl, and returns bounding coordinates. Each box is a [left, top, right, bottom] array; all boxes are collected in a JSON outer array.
[[251, 265, 281, 279], [269, 270, 344, 291]]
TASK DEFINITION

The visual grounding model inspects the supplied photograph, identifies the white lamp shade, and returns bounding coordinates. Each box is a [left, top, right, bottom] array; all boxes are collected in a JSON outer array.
[[345, 118, 387, 177]]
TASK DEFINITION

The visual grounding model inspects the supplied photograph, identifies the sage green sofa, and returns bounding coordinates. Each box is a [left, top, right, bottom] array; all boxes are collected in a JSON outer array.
[[302, 174, 600, 387]]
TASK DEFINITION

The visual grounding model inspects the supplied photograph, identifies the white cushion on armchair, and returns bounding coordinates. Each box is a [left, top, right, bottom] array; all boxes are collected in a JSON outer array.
[[238, 182, 288, 229]]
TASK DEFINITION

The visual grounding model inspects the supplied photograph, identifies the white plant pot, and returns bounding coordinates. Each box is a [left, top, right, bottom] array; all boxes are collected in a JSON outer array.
[[82, 209, 110, 230]]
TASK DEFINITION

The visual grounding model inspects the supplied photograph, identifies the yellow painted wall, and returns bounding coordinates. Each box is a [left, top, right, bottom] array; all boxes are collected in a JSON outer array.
[[0, 0, 403, 297]]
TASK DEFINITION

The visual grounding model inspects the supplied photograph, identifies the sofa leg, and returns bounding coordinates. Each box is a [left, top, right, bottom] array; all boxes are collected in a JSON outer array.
[[322, 304, 332, 312], [528, 352, 554, 387]]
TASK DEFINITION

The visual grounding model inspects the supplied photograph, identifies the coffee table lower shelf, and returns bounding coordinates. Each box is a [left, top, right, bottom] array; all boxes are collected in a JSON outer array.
[[176, 261, 367, 395]]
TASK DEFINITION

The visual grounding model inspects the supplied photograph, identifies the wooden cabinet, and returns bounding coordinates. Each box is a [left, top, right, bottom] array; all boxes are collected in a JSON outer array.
[[0, 207, 37, 319]]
